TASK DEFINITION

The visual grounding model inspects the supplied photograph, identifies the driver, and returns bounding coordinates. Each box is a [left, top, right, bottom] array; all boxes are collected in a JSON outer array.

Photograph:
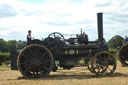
[[27, 30, 32, 45]]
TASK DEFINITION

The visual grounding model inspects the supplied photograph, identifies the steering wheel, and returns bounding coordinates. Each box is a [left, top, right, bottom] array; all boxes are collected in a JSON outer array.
[[48, 32, 65, 41]]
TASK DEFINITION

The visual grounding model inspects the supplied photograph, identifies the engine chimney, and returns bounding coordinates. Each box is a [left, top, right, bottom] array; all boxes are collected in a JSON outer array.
[[97, 13, 103, 43]]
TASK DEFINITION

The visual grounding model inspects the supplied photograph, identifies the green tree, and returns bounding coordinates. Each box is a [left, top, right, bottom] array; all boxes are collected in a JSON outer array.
[[107, 35, 124, 48], [0, 39, 8, 52], [17, 40, 26, 49], [7, 40, 17, 52]]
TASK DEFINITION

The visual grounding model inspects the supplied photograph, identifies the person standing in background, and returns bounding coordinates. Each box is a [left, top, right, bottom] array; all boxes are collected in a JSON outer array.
[[125, 36, 128, 44]]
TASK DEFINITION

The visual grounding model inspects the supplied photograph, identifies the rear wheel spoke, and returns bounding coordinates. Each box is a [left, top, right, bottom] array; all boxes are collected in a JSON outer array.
[[38, 51, 47, 59], [42, 66, 49, 71], [24, 65, 32, 73]]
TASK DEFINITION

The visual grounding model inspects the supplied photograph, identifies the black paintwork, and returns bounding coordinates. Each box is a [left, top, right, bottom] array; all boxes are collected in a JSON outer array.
[[11, 13, 108, 70]]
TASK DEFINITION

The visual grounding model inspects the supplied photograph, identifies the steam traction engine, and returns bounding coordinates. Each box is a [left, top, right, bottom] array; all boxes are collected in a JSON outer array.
[[11, 13, 117, 78], [119, 43, 128, 66]]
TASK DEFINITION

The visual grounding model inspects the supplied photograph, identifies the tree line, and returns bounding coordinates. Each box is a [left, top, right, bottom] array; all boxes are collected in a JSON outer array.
[[0, 35, 125, 53], [107, 35, 125, 49], [0, 39, 26, 52]]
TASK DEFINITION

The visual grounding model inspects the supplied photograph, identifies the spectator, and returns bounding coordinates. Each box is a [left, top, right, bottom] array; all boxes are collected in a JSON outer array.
[[125, 36, 128, 44]]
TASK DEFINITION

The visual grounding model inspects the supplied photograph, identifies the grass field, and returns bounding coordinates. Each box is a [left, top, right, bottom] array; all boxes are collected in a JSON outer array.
[[0, 52, 10, 56], [0, 61, 128, 85]]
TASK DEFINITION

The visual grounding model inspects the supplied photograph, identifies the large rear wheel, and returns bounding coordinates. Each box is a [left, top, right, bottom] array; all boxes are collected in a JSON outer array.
[[17, 44, 54, 78]]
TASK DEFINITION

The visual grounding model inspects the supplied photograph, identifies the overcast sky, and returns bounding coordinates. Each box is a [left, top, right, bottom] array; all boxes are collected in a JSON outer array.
[[0, 0, 128, 41]]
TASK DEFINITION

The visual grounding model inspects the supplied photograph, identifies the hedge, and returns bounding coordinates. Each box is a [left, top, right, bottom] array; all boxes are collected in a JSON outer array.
[[0, 53, 10, 62]]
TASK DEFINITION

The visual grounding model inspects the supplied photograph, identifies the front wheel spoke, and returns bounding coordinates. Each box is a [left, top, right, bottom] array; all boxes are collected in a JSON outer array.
[[105, 69, 109, 74], [98, 67, 101, 72], [106, 66, 113, 72], [92, 64, 97, 69], [96, 63, 105, 69], [98, 66, 104, 73], [96, 59, 103, 64]]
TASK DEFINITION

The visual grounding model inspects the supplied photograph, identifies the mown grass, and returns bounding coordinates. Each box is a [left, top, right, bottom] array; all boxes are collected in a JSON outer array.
[[108, 48, 120, 60], [0, 52, 10, 62], [109, 48, 118, 53], [0, 50, 126, 85], [0, 52, 10, 56], [0, 64, 10, 71], [0, 61, 128, 85]]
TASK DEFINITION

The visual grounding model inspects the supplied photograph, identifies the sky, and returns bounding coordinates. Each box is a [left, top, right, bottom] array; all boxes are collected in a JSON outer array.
[[0, 0, 128, 41]]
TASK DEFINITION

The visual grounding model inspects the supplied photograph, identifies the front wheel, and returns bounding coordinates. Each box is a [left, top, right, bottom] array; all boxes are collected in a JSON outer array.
[[87, 59, 95, 73], [91, 51, 117, 76]]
